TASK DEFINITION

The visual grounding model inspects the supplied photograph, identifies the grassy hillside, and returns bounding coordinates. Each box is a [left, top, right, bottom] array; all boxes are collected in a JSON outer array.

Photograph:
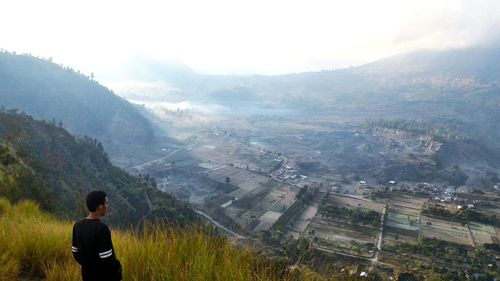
[[0, 110, 196, 226], [0, 198, 373, 281], [0, 140, 49, 208]]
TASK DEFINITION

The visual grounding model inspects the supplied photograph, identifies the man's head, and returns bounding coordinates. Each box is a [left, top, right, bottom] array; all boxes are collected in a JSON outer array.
[[86, 191, 108, 217]]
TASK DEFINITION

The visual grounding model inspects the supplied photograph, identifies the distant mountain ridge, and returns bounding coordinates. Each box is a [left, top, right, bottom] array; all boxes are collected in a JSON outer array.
[[129, 45, 500, 102], [0, 51, 155, 148], [121, 45, 500, 149], [354, 46, 500, 82]]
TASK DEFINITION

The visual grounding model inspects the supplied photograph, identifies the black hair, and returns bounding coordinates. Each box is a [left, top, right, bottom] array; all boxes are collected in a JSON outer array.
[[86, 191, 107, 212]]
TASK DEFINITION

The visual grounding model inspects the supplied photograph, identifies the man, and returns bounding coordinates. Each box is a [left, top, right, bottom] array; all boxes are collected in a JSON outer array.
[[72, 191, 122, 281]]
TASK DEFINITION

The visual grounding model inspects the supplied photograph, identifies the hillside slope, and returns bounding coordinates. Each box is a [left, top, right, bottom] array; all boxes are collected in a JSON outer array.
[[0, 110, 196, 226], [0, 51, 155, 148]]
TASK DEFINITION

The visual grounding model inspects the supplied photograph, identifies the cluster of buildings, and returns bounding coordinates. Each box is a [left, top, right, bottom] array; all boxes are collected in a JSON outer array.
[[273, 160, 308, 184]]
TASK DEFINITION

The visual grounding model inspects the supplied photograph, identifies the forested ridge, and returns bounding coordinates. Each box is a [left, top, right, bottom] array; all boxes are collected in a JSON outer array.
[[0, 51, 155, 147], [0, 110, 196, 226]]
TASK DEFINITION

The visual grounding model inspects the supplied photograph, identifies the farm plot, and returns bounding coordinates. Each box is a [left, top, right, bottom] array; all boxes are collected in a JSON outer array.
[[231, 181, 278, 209], [238, 184, 298, 232], [198, 162, 224, 170], [324, 194, 383, 212], [237, 177, 269, 191], [206, 166, 243, 182], [286, 204, 319, 239], [232, 173, 270, 189], [388, 194, 427, 209], [383, 228, 418, 248], [302, 194, 382, 256], [224, 206, 243, 221], [223, 181, 286, 231], [470, 222, 498, 246], [250, 189, 288, 213], [389, 204, 421, 216], [228, 188, 251, 200], [206, 166, 270, 191], [385, 194, 426, 215], [483, 202, 500, 216], [254, 211, 283, 232], [420, 216, 472, 246], [224, 206, 258, 229], [269, 185, 299, 213], [193, 142, 279, 172], [172, 158, 202, 167], [383, 212, 419, 249], [311, 217, 378, 241], [308, 217, 378, 257], [192, 143, 238, 164], [164, 150, 194, 163], [381, 194, 426, 249], [385, 212, 419, 231]]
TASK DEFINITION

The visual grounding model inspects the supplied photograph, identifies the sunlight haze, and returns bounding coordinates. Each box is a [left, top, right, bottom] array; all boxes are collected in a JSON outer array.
[[1, 0, 499, 77]]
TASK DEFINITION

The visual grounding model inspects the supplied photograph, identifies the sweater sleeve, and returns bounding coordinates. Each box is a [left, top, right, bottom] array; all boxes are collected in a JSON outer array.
[[71, 224, 82, 265], [98, 225, 122, 281]]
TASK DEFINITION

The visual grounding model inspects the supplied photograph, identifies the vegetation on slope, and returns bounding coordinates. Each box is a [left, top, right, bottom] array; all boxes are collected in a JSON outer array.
[[363, 119, 473, 143], [0, 141, 50, 208], [0, 50, 154, 145], [0, 110, 196, 226], [362, 119, 500, 188], [423, 207, 500, 227]]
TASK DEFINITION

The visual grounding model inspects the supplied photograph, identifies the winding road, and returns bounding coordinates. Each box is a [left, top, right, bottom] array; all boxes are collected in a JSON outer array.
[[195, 210, 246, 239], [130, 144, 195, 172]]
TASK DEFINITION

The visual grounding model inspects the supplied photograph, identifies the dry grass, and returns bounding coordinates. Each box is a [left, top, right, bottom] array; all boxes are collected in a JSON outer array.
[[0, 253, 19, 281]]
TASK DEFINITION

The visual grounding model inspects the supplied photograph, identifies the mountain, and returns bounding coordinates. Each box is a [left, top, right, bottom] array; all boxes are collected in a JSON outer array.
[[353, 46, 500, 82], [272, 46, 500, 113], [0, 109, 196, 226], [138, 45, 500, 104], [0, 51, 155, 149], [122, 46, 500, 146]]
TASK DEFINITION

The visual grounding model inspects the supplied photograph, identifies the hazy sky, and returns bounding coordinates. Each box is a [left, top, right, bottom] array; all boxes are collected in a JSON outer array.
[[1, 0, 499, 76]]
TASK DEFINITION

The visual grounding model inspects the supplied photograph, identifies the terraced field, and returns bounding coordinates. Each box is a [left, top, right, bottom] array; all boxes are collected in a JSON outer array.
[[381, 194, 426, 249], [326, 194, 383, 211], [470, 222, 499, 246], [299, 194, 383, 257], [220, 179, 299, 232], [309, 216, 379, 257], [420, 216, 472, 246], [286, 204, 318, 239]]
